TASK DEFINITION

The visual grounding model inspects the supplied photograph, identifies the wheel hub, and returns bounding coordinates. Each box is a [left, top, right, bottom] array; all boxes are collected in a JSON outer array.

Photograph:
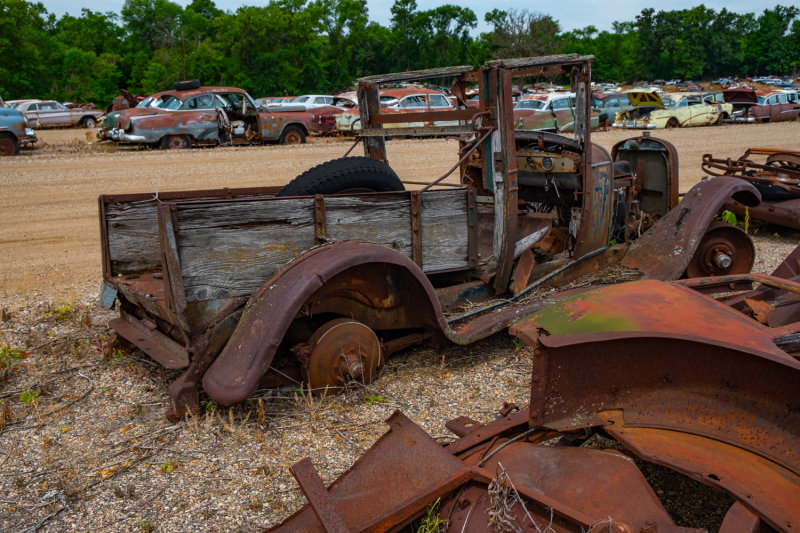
[[685, 222, 755, 278], [302, 319, 384, 392]]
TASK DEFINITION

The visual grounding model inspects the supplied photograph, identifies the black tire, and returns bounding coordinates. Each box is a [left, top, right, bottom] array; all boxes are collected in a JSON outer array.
[[161, 135, 192, 150], [173, 79, 201, 91], [714, 113, 725, 126], [82, 116, 97, 129], [0, 133, 20, 156], [277, 156, 405, 196], [279, 125, 306, 145]]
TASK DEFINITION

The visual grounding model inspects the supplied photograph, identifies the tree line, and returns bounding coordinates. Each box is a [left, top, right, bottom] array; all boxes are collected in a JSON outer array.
[[1, 0, 798, 106]]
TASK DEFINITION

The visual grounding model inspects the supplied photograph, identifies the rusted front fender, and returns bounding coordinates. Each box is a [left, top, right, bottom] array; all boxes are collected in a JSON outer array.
[[621, 176, 760, 279], [202, 241, 447, 406]]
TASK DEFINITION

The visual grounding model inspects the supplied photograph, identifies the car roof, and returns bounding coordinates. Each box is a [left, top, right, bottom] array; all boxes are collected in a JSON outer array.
[[380, 88, 448, 98], [147, 86, 247, 100]]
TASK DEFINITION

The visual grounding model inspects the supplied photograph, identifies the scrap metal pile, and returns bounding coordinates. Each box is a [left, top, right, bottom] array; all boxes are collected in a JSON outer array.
[[704, 148, 800, 230], [272, 249, 800, 532]]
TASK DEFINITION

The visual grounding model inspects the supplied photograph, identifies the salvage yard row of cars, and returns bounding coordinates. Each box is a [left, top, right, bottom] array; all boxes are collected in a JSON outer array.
[[2, 76, 799, 155]]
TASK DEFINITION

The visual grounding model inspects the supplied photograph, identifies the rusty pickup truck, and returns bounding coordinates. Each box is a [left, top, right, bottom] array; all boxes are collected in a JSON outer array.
[[98, 55, 760, 419]]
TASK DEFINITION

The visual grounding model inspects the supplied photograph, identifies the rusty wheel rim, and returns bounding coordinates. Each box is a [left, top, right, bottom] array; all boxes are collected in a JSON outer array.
[[685, 222, 754, 278], [166, 135, 189, 149], [0, 137, 15, 156], [284, 131, 302, 145], [304, 318, 384, 393]]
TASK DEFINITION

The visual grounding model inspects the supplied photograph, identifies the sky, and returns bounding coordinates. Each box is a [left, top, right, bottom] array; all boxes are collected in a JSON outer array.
[[42, 0, 797, 34]]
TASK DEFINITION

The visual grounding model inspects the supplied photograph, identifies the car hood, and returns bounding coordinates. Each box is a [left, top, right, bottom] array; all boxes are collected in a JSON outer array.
[[627, 90, 664, 107]]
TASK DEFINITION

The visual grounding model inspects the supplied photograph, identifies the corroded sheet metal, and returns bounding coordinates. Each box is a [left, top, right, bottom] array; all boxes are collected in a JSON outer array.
[[510, 280, 800, 474], [621, 176, 760, 279], [269, 411, 466, 532]]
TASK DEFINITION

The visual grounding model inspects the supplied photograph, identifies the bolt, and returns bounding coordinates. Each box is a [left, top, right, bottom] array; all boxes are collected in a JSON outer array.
[[714, 252, 732, 269]]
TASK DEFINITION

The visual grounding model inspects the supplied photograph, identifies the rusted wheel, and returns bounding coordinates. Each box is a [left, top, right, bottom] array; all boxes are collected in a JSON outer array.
[[161, 135, 192, 150], [303, 318, 384, 393], [0, 133, 19, 156], [279, 125, 306, 145], [685, 221, 754, 278], [766, 152, 800, 175]]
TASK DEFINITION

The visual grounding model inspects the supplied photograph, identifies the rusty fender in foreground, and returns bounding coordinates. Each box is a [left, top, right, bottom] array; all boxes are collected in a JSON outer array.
[[271, 271, 800, 533]]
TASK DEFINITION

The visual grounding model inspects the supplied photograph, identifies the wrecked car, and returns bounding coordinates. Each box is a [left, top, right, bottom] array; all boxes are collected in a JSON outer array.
[[97, 54, 759, 420], [335, 88, 455, 133], [614, 90, 732, 129], [0, 106, 37, 156], [724, 88, 800, 123], [99, 82, 313, 148], [15, 99, 102, 129], [272, 248, 800, 532], [513, 92, 602, 132]]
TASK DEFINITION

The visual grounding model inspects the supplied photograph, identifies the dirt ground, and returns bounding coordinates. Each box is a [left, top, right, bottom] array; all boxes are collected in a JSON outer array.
[[1, 121, 798, 300]]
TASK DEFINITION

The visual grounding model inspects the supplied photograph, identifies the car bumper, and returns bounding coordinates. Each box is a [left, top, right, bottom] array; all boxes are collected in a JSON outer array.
[[110, 128, 147, 143], [612, 121, 657, 129], [19, 129, 37, 145]]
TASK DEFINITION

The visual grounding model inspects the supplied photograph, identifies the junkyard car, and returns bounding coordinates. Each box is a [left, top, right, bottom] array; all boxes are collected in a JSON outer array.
[[0, 107, 37, 155], [99, 84, 315, 148], [723, 89, 800, 123], [335, 88, 455, 133], [14, 99, 102, 128], [513, 92, 601, 132], [613, 90, 732, 129]]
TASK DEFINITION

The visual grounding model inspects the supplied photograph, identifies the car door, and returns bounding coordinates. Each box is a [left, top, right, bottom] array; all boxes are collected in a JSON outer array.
[[38, 101, 70, 127]]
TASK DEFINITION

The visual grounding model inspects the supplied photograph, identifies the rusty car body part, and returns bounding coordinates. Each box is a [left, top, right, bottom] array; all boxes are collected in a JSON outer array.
[[275, 271, 800, 532], [703, 148, 800, 230], [621, 176, 760, 279]]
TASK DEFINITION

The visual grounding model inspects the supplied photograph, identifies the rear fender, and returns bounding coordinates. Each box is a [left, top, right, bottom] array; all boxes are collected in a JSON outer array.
[[202, 241, 445, 406], [621, 176, 760, 279]]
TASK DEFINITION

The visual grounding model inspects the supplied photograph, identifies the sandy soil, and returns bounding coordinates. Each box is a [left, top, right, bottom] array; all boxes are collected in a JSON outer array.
[[1, 121, 798, 301]]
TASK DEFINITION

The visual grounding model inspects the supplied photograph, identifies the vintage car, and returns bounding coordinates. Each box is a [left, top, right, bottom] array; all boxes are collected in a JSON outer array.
[[14, 99, 102, 128], [592, 91, 634, 127], [513, 92, 601, 132], [335, 88, 456, 133], [723, 89, 800, 123], [0, 107, 37, 155], [99, 83, 318, 148], [613, 90, 731, 129]]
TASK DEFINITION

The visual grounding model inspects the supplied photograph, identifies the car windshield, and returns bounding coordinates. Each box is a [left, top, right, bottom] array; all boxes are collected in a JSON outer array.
[[515, 99, 546, 110]]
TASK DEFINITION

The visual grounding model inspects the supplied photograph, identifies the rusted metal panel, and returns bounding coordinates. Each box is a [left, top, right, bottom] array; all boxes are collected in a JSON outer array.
[[491, 68, 519, 294], [269, 411, 466, 532], [574, 144, 613, 257], [621, 176, 760, 279], [609, 423, 800, 532]]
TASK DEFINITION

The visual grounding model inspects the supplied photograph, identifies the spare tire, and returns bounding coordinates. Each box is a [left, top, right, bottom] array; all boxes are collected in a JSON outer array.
[[277, 156, 405, 196], [174, 79, 201, 91]]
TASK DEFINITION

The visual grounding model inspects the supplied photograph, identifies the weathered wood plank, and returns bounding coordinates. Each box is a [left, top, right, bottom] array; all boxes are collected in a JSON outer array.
[[421, 189, 469, 270], [175, 198, 316, 301], [173, 190, 472, 302], [105, 201, 162, 274]]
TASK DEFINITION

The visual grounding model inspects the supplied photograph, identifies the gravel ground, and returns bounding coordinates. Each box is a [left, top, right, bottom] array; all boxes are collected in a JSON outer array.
[[1, 126, 798, 532]]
